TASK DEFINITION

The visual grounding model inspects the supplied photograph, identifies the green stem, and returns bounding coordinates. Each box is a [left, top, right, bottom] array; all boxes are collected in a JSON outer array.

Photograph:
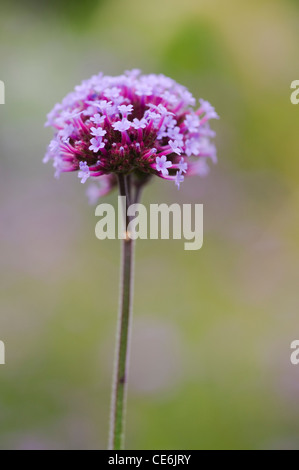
[[109, 174, 135, 450]]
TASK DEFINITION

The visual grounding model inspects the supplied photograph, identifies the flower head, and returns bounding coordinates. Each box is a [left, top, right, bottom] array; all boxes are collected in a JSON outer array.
[[44, 70, 218, 202]]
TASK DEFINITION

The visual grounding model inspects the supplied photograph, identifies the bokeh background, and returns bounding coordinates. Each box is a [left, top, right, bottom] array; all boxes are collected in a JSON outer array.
[[1, 0, 299, 450]]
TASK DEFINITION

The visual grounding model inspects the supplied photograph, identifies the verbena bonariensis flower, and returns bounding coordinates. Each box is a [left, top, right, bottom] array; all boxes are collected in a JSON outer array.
[[44, 70, 218, 202]]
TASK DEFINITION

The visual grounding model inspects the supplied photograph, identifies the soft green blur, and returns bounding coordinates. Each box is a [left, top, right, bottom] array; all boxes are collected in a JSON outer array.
[[0, 0, 299, 450]]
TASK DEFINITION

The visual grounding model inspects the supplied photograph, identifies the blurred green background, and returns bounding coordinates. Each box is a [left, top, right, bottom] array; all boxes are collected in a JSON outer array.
[[1, 0, 299, 450]]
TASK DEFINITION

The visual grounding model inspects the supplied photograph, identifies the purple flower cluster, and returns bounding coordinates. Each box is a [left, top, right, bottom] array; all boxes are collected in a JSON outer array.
[[44, 70, 218, 203]]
